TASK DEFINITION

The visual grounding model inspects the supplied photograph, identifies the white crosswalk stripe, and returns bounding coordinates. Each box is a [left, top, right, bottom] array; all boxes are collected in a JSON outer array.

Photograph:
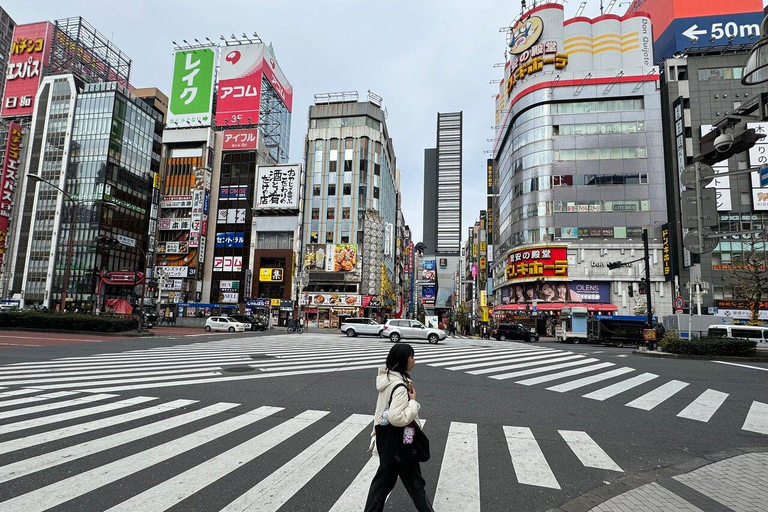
[[582, 372, 659, 401], [677, 389, 729, 422], [742, 401, 768, 435], [546, 367, 636, 393], [491, 358, 600, 381], [0, 393, 628, 510], [625, 380, 689, 411], [515, 362, 615, 386]]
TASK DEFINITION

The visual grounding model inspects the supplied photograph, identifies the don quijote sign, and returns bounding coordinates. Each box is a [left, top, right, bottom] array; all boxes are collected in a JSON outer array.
[[101, 271, 144, 286]]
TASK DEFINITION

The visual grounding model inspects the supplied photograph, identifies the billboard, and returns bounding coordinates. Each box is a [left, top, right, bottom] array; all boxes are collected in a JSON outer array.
[[0, 122, 22, 271], [505, 245, 568, 281], [259, 268, 284, 282], [167, 48, 216, 126], [304, 244, 358, 272], [219, 185, 248, 200], [214, 232, 245, 248], [422, 260, 436, 282], [748, 122, 768, 211], [300, 293, 361, 307], [422, 285, 436, 303], [502, 281, 610, 303], [213, 256, 243, 272], [2, 22, 55, 118], [222, 129, 259, 151], [255, 164, 301, 210]]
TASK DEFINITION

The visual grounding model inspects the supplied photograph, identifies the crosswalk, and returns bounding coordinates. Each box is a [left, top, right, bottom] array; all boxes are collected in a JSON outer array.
[[0, 390, 626, 511], [0, 335, 765, 436]]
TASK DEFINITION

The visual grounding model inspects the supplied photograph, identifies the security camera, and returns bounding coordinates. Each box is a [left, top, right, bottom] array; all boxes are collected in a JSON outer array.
[[714, 132, 734, 152]]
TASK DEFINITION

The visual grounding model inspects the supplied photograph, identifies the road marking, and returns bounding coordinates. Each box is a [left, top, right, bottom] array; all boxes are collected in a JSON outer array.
[[742, 401, 768, 435], [426, 348, 553, 367], [504, 426, 560, 489], [0, 357, 253, 378], [546, 367, 635, 393], [0, 399, 197, 456], [558, 430, 623, 472], [0, 365, 249, 386], [433, 422, 481, 512], [713, 361, 768, 372], [446, 350, 562, 370], [516, 362, 615, 386], [0, 401, 240, 483], [0, 388, 43, 398], [329, 456, 381, 512], [0, 406, 282, 512], [220, 414, 372, 512], [24, 371, 222, 390], [468, 354, 585, 375], [677, 389, 729, 422], [104, 410, 329, 512], [0, 390, 79, 409], [0, 396, 157, 435], [0, 392, 115, 420], [583, 373, 659, 401], [625, 380, 689, 410], [490, 358, 599, 381]]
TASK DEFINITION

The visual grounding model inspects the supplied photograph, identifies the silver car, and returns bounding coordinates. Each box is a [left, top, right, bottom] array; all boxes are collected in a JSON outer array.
[[340, 317, 383, 337], [380, 319, 446, 344]]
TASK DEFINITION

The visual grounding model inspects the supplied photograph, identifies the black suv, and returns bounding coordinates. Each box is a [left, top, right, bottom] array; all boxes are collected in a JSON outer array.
[[227, 314, 267, 331], [493, 323, 539, 342]]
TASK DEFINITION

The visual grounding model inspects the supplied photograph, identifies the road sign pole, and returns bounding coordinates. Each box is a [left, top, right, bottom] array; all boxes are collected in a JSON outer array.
[[695, 162, 705, 254]]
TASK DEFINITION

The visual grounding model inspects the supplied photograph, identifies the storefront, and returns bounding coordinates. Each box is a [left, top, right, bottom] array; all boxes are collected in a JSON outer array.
[[301, 293, 362, 329]]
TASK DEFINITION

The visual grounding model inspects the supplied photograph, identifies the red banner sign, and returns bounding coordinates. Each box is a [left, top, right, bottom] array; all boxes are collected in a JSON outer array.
[[505, 245, 568, 281], [1, 22, 54, 118], [222, 129, 259, 151], [101, 271, 144, 286], [0, 122, 22, 272]]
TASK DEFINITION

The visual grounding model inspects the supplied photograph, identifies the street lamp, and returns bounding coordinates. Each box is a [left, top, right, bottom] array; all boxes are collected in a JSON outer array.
[[26, 173, 79, 313], [742, 13, 768, 85]]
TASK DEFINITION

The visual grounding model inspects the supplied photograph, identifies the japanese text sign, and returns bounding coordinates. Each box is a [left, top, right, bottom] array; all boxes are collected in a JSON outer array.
[[2, 22, 54, 118], [0, 122, 22, 270], [223, 129, 259, 151], [259, 268, 284, 282], [505, 245, 568, 281], [214, 232, 245, 248], [168, 49, 215, 126], [255, 164, 300, 210], [213, 256, 243, 272]]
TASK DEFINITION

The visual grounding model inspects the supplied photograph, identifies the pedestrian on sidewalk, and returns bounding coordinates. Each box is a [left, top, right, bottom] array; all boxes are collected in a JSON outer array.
[[365, 344, 434, 512]]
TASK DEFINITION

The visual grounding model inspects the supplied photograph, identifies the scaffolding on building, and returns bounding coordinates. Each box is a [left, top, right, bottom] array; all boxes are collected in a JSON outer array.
[[49, 17, 132, 88]]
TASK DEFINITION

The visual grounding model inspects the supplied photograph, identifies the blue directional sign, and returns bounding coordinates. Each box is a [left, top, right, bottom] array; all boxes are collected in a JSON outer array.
[[760, 166, 768, 187], [654, 12, 764, 63]]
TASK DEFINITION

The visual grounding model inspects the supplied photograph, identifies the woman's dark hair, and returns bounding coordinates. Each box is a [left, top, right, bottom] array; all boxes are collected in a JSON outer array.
[[385, 343, 414, 380]]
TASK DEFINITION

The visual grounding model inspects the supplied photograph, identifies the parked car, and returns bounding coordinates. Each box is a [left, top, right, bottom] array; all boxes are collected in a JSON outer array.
[[140, 310, 158, 329], [205, 316, 246, 332], [227, 314, 267, 331], [340, 317, 384, 337], [493, 323, 539, 342], [380, 319, 446, 344]]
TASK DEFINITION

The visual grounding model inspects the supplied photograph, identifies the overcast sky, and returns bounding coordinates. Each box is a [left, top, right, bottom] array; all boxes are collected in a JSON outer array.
[[7, 0, 705, 245]]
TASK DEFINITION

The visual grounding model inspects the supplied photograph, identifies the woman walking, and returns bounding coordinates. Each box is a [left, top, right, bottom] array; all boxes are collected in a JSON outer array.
[[365, 344, 434, 512]]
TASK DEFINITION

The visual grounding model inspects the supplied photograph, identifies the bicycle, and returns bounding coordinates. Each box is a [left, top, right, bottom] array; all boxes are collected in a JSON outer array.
[[287, 324, 304, 334]]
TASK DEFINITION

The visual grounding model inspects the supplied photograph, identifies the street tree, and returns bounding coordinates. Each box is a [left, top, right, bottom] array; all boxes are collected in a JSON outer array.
[[730, 243, 768, 325]]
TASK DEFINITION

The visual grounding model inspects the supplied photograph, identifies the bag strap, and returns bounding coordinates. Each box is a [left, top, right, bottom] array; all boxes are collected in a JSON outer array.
[[387, 383, 408, 407]]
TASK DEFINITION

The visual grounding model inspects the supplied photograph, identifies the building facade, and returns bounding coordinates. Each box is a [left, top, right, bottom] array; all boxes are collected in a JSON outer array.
[[491, 4, 672, 321], [0, 7, 16, 106], [300, 92, 398, 328]]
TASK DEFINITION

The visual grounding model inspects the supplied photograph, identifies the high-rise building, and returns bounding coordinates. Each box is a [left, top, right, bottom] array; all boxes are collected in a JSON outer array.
[[300, 91, 398, 327], [0, 7, 16, 105], [490, 4, 671, 320]]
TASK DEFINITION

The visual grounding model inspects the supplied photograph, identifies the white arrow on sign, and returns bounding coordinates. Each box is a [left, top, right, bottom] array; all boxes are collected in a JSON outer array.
[[683, 25, 707, 41]]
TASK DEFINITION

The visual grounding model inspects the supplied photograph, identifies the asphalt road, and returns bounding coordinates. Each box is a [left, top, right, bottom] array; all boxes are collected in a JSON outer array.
[[0, 329, 765, 511]]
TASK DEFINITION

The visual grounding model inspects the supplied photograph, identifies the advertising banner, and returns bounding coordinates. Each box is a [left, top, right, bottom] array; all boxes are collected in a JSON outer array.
[[214, 232, 245, 248], [161, 279, 183, 291], [422, 285, 436, 303], [505, 245, 568, 281], [1, 22, 54, 118], [503, 281, 609, 304], [167, 48, 216, 126], [300, 293, 361, 307], [220, 280, 240, 291], [157, 241, 189, 255], [748, 122, 768, 211], [222, 129, 259, 151], [219, 185, 248, 201], [221, 292, 239, 303], [155, 266, 189, 278], [213, 256, 243, 272], [159, 218, 192, 230], [0, 122, 22, 271], [421, 260, 436, 282], [662, 223, 674, 281], [303, 244, 358, 272], [255, 164, 301, 210], [217, 208, 247, 224]]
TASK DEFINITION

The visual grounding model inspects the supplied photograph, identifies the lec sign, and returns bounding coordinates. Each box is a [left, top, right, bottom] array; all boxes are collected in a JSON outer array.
[[259, 268, 284, 282]]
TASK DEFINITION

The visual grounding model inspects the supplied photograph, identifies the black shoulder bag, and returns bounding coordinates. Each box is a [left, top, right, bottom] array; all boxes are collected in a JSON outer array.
[[374, 383, 430, 465]]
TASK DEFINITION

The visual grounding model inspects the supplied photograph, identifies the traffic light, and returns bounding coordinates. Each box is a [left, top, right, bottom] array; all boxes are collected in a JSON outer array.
[[638, 281, 647, 294], [606, 261, 624, 270], [95, 235, 119, 248]]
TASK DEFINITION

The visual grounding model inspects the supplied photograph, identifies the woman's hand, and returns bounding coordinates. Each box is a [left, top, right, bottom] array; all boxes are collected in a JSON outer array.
[[408, 385, 416, 401]]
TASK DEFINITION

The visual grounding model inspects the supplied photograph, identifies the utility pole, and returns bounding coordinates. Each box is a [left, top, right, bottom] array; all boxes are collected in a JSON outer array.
[[643, 229, 653, 330]]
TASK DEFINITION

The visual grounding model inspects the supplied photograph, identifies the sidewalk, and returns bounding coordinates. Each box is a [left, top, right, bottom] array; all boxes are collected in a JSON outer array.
[[550, 449, 768, 512]]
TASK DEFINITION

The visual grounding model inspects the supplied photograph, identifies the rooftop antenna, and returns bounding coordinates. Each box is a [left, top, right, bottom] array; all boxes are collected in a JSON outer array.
[[576, 1, 587, 16], [600, 0, 604, 15], [521, 0, 527, 15]]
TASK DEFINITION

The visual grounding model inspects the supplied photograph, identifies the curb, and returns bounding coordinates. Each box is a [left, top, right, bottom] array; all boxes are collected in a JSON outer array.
[[632, 349, 768, 363], [546, 446, 768, 512], [0, 327, 154, 337]]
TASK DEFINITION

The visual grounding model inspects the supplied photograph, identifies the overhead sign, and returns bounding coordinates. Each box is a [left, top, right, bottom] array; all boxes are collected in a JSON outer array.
[[259, 268, 284, 282], [222, 129, 259, 151], [505, 245, 568, 281], [255, 164, 301, 210], [1, 22, 55, 118], [167, 48, 216, 126]]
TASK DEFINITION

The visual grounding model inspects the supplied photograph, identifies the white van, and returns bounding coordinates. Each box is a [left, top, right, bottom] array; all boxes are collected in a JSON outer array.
[[707, 325, 768, 343]]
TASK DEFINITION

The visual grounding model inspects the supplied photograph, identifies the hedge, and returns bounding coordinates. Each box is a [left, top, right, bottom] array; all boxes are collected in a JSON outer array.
[[0, 311, 138, 333], [664, 335, 757, 357]]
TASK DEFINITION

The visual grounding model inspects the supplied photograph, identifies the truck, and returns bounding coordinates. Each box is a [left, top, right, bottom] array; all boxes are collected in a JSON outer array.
[[589, 315, 658, 347]]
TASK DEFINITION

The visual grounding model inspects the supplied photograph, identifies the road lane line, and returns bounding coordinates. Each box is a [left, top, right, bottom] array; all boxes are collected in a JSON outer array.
[[0, 390, 79, 409], [469, 354, 586, 376], [625, 380, 689, 410], [677, 389, 729, 422], [582, 373, 659, 401], [546, 367, 635, 393], [713, 361, 768, 372], [0, 405, 281, 512], [0, 401, 240, 483], [558, 430, 623, 472], [490, 358, 599, 381], [221, 414, 372, 512], [433, 422, 480, 512], [0, 393, 115, 420], [516, 362, 615, 386], [742, 401, 768, 435], [0, 399, 198, 455], [105, 410, 329, 512], [503, 426, 560, 489]]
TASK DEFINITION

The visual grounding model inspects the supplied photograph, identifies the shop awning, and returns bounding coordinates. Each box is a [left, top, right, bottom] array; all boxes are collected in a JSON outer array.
[[495, 303, 618, 313]]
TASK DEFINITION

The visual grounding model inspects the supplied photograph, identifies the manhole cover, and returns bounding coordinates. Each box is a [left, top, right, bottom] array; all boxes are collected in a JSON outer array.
[[220, 366, 257, 374]]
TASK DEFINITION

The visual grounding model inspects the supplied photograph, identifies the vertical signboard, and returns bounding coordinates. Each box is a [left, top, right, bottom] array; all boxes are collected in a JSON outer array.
[[701, 125, 732, 211], [747, 122, 768, 210], [254, 164, 301, 210], [0, 123, 22, 271], [661, 223, 674, 281], [167, 48, 216, 127], [1, 22, 54, 118], [486, 159, 494, 245], [674, 97, 692, 268]]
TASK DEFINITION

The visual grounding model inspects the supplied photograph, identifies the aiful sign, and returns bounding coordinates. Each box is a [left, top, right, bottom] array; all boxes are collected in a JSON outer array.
[[505, 245, 568, 281]]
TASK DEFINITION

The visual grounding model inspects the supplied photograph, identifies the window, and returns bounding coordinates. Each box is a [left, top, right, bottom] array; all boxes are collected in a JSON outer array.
[[341, 235, 349, 243], [342, 207, 350, 220], [311, 208, 320, 220], [343, 184, 351, 195], [313, 184, 321, 196], [326, 231, 334, 243], [310, 231, 318, 243], [328, 184, 336, 195], [373, 187, 379, 199], [552, 175, 573, 187], [327, 208, 335, 220]]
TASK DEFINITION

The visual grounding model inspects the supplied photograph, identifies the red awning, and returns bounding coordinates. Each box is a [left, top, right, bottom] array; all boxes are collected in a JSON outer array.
[[494, 302, 618, 313]]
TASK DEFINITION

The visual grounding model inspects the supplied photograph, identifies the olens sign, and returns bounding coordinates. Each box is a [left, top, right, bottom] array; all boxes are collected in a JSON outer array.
[[0, 123, 22, 271], [1, 22, 55, 118]]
